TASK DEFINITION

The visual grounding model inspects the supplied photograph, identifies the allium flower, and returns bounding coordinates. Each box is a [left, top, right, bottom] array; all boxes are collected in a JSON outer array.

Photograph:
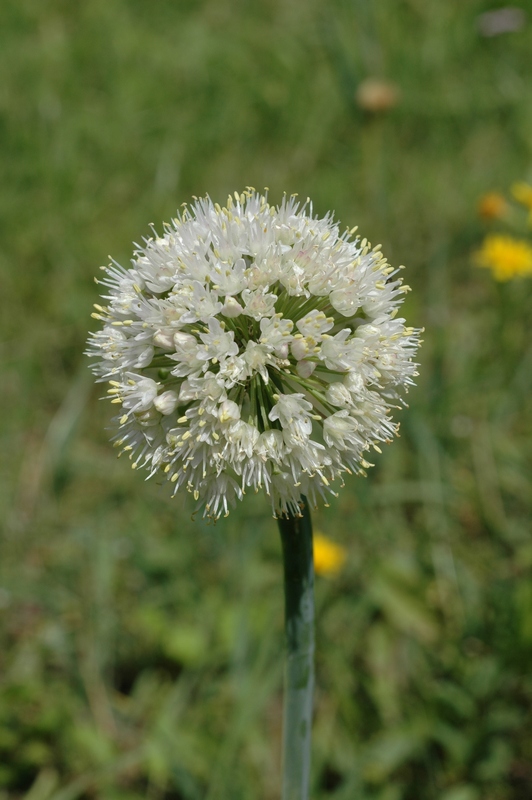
[[87, 190, 420, 518]]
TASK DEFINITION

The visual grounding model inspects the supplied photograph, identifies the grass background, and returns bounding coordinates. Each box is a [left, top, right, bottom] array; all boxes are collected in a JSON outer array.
[[1, 0, 532, 798]]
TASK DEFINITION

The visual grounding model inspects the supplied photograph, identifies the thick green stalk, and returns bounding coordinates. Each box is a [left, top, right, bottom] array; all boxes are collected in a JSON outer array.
[[277, 498, 315, 800]]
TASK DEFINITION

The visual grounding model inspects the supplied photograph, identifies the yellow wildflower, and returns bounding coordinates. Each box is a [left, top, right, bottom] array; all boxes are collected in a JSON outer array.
[[511, 182, 532, 224], [313, 533, 347, 577], [477, 192, 507, 221], [475, 234, 532, 281]]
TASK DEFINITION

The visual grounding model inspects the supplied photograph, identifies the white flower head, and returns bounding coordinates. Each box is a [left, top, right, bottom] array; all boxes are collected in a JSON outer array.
[[87, 189, 421, 518]]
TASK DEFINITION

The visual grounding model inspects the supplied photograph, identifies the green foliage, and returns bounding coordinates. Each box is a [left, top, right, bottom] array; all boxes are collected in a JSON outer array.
[[1, 0, 532, 797]]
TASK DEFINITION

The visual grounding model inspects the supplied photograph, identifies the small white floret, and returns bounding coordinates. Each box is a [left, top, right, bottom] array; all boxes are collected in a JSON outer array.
[[154, 391, 179, 415]]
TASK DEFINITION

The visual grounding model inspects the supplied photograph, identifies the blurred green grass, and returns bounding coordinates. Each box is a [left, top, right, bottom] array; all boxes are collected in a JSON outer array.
[[1, 0, 532, 798]]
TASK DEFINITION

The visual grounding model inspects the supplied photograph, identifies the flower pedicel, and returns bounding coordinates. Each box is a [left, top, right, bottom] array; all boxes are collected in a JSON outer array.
[[88, 190, 420, 519]]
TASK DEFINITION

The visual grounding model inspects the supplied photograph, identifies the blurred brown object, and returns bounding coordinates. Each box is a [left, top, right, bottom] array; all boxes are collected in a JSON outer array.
[[356, 78, 400, 113], [478, 191, 508, 220]]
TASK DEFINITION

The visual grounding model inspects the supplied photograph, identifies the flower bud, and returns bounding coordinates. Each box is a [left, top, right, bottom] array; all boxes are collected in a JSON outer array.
[[178, 380, 196, 403], [343, 372, 364, 394], [135, 346, 154, 367], [153, 329, 176, 350], [296, 359, 316, 378], [221, 296, 244, 317], [173, 331, 197, 348], [154, 390, 179, 415], [326, 383, 352, 407], [134, 407, 161, 427]]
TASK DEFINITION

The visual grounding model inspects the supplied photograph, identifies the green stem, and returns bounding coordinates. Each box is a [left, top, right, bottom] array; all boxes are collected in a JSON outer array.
[[277, 498, 315, 800]]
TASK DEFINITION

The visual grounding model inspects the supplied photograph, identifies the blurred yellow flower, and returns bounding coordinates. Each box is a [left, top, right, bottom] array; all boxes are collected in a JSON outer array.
[[313, 533, 347, 577], [477, 192, 507, 221], [511, 182, 532, 223], [476, 234, 532, 281]]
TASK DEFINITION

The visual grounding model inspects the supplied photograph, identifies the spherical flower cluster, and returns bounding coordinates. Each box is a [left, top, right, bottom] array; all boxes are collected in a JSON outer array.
[[87, 190, 420, 518]]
